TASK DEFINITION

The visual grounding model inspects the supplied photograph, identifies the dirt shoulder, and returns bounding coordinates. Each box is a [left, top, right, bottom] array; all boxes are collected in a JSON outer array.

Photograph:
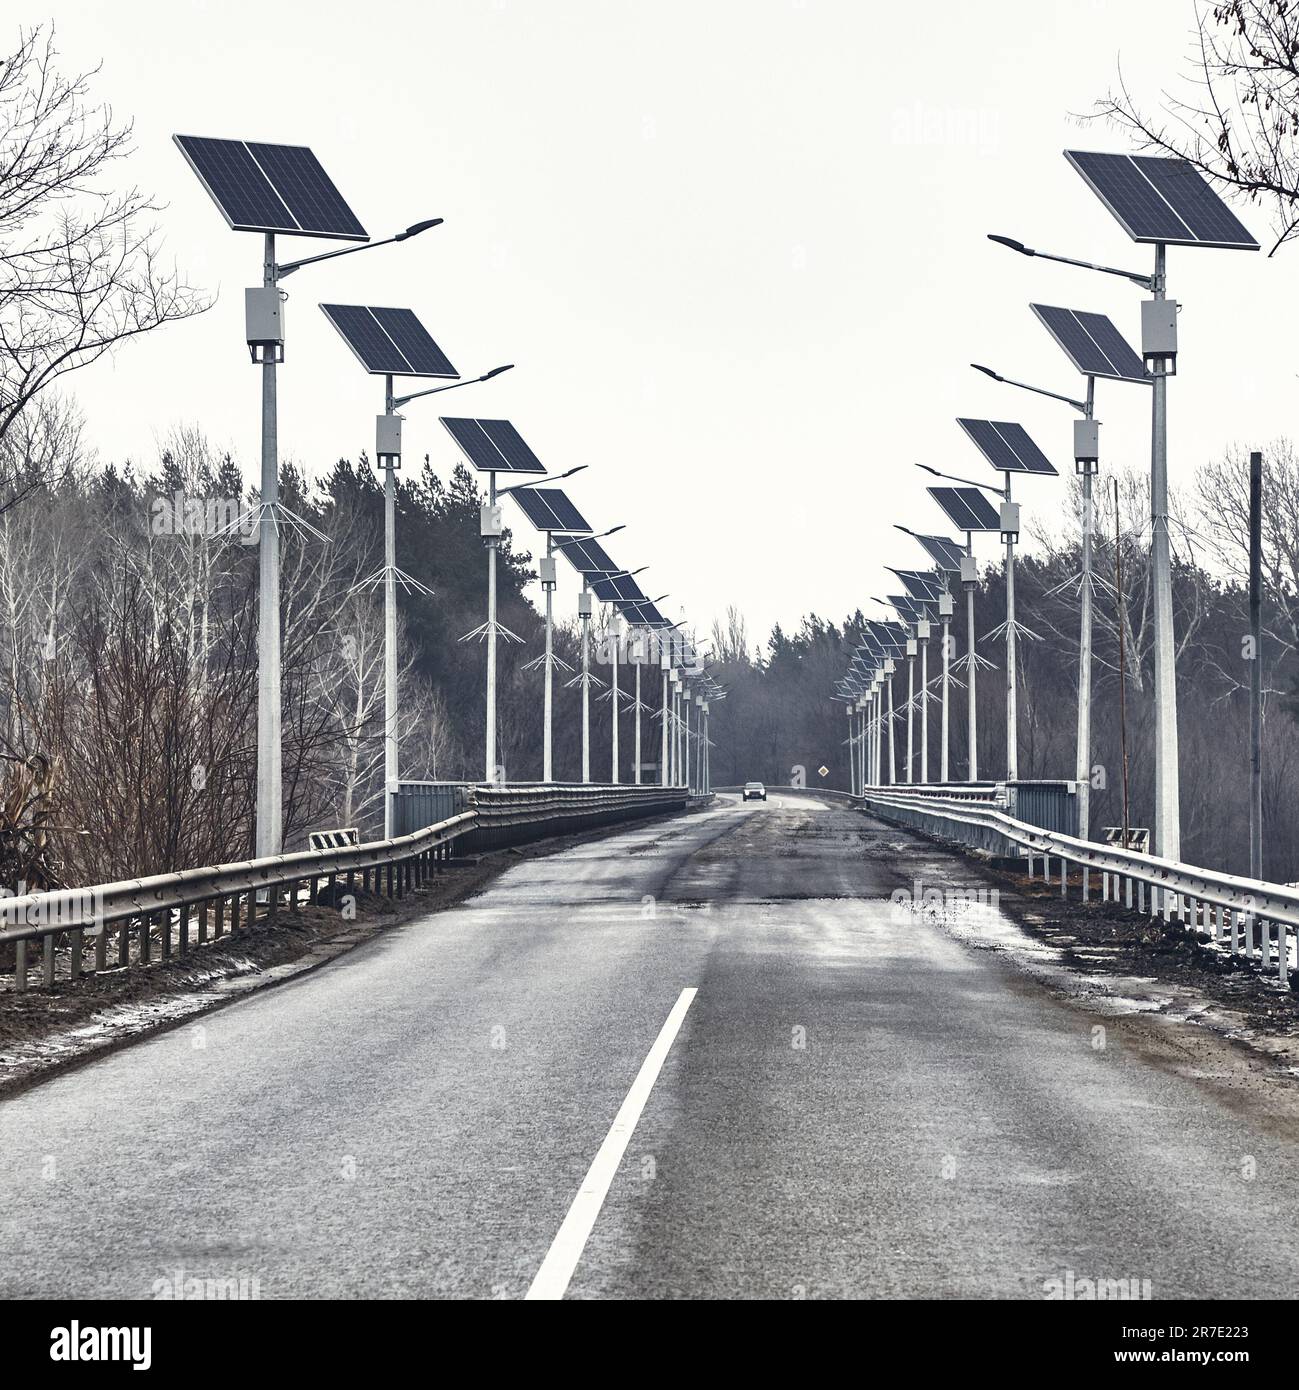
[[860, 809, 1299, 1082]]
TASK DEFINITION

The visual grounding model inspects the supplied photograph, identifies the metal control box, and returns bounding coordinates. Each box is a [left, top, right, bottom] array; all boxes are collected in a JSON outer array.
[[245, 287, 284, 361], [906, 638, 918, 657], [1073, 418, 1099, 467], [916, 619, 931, 640], [999, 500, 1020, 540], [376, 413, 402, 466], [538, 556, 557, 587], [1141, 299, 1178, 362], [479, 503, 503, 539], [938, 592, 954, 618], [960, 554, 977, 590], [577, 591, 593, 617]]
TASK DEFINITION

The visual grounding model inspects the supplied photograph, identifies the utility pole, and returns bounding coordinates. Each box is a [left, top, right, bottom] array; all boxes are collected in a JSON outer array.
[[1249, 449, 1263, 880]]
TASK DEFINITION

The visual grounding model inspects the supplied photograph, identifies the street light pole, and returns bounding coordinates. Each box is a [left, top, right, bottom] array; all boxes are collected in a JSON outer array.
[[1077, 377, 1097, 841], [382, 375, 398, 834], [580, 584, 592, 783], [609, 608, 620, 783], [543, 534, 555, 780], [1003, 469, 1018, 782], [1148, 242, 1180, 862], [256, 232, 282, 860], [965, 534, 978, 781], [919, 620, 930, 782], [660, 648, 670, 787]]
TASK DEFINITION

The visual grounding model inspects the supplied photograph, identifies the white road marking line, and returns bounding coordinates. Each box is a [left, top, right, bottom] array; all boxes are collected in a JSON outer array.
[[525, 986, 698, 1301]]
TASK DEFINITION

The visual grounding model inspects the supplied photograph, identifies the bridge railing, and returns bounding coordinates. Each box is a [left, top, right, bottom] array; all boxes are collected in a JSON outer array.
[[858, 786, 1298, 985], [0, 783, 688, 993]]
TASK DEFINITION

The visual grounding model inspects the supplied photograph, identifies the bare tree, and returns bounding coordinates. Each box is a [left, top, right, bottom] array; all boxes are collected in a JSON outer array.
[[0, 25, 207, 509], [1095, 2, 1299, 253]]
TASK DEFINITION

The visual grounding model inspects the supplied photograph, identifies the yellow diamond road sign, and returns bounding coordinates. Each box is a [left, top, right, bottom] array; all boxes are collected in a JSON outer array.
[[817, 765, 829, 778]]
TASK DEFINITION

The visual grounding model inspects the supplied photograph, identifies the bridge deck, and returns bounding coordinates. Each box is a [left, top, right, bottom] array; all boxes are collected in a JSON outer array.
[[3, 792, 1298, 1299]]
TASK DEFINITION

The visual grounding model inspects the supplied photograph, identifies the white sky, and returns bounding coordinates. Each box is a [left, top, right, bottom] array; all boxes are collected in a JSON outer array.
[[38, 0, 1292, 647]]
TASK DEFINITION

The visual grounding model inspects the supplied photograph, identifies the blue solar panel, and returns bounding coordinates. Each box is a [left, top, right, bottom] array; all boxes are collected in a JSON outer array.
[[175, 136, 294, 233], [440, 418, 503, 471], [478, 420, 546, 473], [554, 535, 617, 575], [174, 135, 367, 242], [510, 487, 591, 533], [958, 418, 1057, 476], [1032, 304, 1146, 383], [914, 534, 966, 572], [369, 307, 457, 378], [928, 486, 1001, 532], [591, 573, 644, 603], [246, 142, 367, 239], [1065, 150, 1257, 250], [321, 304, 410, 374]]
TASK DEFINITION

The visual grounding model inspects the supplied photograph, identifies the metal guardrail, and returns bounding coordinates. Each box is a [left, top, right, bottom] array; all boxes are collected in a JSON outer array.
[[0, 783, 688, 993], [858, 786, 1298, 985]]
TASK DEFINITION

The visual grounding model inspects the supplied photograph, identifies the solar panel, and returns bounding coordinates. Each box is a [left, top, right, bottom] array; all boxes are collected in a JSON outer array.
[[889, 568, 942, 603], [321, 304, 458, 378], [623, 601, 669, 628], [928, 486, 1001, 532], [889, 594, 925, 624], [1031, 304, 1146, 383], [958, 418, 1057, 476], [1064, 150, 1258, 251], [479, 420, 545, 473], [370, 307, 458, 377], [173, 135, 368, 242], [868, 621, 907, 655], [554, 535, 618, 575], [509, 487, 592, 534], [914, 534, 967, 572], [245, 142, 367, 239], [591, 573, 644, 603], [440, 417, 546, 473]]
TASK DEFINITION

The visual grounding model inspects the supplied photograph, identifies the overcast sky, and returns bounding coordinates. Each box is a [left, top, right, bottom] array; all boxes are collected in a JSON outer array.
[[39, 0, 1292, 648]]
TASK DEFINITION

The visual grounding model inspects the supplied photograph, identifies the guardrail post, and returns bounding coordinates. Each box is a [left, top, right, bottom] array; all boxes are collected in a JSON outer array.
[[231, 893, 241, 937], [140, 912, 151, 965], [118, 920, 129, 966], [160, 908, 171, 960], [1279, 923, 1289, 985], [179, 903, 190, 956], [266, 884, 276, 923], [14, 938, 26, 991], [43, 931, 55, 987], [94, 923, 106, 972], [69, 929, 81, 981], [1081, 867, 1089, 901], [309, 875, 318, 906]]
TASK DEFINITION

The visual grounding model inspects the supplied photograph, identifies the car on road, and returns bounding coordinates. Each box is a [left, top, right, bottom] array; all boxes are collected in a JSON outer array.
[[743, 782, 767, 801]]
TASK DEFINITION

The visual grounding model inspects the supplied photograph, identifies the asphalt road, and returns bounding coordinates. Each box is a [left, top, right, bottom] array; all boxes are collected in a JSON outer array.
[[5, 792, 1299, 1300]]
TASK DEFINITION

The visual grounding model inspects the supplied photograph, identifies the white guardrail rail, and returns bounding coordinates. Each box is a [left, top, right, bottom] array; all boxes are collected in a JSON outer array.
[[858, 785, 1298, 986], [0, 783, 689, 993]]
